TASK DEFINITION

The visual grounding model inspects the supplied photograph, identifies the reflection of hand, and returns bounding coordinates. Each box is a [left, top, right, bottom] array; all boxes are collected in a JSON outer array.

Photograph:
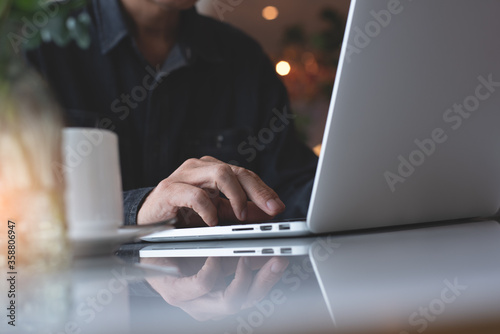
[[142, 256, 289, 321], [138, 156, 285, 226]]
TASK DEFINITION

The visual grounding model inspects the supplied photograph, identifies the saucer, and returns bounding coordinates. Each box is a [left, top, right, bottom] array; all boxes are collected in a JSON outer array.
[[69, 224, 174, 257]]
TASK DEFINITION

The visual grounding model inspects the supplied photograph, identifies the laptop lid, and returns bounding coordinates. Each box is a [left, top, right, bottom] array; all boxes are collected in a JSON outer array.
[[308, 0, 500, 234]]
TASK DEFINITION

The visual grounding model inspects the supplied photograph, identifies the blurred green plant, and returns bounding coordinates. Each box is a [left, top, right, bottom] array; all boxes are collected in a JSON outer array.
[[310, 8, 345, 58], [1, 0, 90, 77], [282, 8, 344, 66]]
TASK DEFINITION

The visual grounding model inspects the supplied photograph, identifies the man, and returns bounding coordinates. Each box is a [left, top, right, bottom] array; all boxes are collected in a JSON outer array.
[[27, 0, 318, 227]]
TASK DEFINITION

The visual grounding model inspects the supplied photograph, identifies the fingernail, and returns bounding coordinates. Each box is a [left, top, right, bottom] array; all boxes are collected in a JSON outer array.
[[240, 207, 248, 221], [266, 199, 283, 212], [271, 260, 288, 274]]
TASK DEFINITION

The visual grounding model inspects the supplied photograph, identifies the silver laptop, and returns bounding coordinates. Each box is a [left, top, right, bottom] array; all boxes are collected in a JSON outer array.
[[142, 0, 500, 242]]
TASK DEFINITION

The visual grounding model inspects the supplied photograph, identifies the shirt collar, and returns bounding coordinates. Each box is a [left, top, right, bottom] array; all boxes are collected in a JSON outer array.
[[92, 0, 223, 64], [92, 0, 129, 55]]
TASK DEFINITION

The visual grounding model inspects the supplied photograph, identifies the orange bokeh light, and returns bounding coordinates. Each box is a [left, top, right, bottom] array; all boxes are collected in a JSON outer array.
[[262, 6, 279, 20]]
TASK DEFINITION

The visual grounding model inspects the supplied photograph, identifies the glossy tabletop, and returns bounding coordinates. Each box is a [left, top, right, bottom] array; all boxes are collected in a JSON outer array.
[[3, 220, 500, 334]]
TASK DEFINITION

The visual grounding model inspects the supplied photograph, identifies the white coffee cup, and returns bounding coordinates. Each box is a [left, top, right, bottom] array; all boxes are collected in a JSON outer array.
[[62, 128, 123, 237]]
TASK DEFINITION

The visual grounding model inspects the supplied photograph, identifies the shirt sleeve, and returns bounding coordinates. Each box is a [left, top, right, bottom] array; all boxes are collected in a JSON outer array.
[[123, 187, 155, 226]]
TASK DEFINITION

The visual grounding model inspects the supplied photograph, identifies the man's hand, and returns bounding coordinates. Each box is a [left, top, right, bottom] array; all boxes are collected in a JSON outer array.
[[142, 256, 290, 321], [137, 156, 285, 226]]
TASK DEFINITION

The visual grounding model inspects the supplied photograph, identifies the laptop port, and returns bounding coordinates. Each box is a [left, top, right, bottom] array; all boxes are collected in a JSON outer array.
[[279, 224, 290, 230], [260, 225, 272, 231], [233, 250, 256, 254], [280, 247, 292, 254], [232, 227, 254, 232], [262, 248, 274, 254]]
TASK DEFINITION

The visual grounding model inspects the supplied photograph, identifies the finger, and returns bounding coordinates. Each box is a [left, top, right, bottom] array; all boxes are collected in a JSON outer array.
[[246, 256, 275, 270], [219, 256, 273, 277], [180, 257, 253, 318], [203, 187, 220, 201], [179, 257, 212, 276], [220, 257, 240, 276], [217, 199, 274, 223], [222, 257, 254, 309], [179, 157, 250, 221], [165, 183, 219, 226], [176, 207, 207, 227], [195, 156, 285, 218], [230, 166, 285, 217], [243, 257, 289, 308], [140, 257, 182, 277], [168, 257, 222, 303], [207, 164, 248, 221], [199, 156, 220, 163]]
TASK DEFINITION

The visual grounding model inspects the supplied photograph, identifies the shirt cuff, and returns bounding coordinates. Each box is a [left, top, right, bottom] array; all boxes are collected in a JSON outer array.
[[123, 187, 155, 226]]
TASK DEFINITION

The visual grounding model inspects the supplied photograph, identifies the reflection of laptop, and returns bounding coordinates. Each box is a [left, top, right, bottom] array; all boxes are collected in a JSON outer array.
[[143, 0, 500, 242], [139, 221, 500, 332], [139, 238, 315, 257], [311, 220, 500, 332]]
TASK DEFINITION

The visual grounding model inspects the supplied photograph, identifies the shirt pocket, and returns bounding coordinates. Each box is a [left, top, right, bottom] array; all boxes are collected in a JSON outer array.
[[184, 127, 256, 168]]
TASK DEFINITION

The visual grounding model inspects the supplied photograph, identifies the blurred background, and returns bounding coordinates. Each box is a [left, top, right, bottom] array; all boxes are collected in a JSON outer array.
[[197, 0, 351, 154]]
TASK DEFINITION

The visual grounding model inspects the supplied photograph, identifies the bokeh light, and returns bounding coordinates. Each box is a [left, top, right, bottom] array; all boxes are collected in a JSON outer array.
[[262, 6, 279, 21], [276, 61, 291, 76]]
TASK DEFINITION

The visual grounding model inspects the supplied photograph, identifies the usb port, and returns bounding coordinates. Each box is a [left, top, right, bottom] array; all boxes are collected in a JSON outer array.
[[262, 248, 274, 254], [281, 247, 292, 254], [260, 225, 272, 231], [279, 224, 290, 230]]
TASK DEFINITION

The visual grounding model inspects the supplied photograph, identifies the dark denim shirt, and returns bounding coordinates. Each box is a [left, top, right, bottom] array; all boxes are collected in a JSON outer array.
[[26, 0, 318, 225]]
